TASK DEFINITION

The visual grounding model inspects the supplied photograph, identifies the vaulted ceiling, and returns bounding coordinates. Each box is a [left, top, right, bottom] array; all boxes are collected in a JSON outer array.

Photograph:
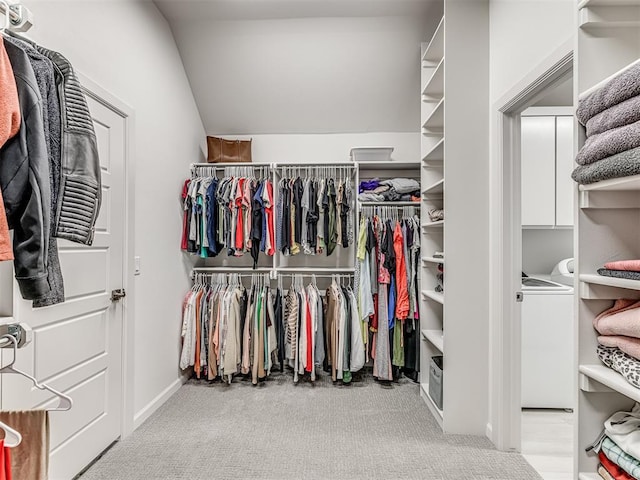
[[154, 0, 442, 135]]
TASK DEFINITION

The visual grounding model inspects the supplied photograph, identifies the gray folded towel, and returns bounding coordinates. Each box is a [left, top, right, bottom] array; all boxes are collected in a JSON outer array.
[[598, 268, 640, 281], [586, 94, 640, 137], [577, 63, 640, 125], [576, 120, 640, 165], [358, 192, 384, 202], [379, 178, 420, 194], [572, 146, 640, 184]]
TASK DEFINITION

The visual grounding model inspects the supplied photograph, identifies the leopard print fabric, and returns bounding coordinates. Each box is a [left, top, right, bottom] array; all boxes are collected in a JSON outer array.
[[598, 345, 640, 389]]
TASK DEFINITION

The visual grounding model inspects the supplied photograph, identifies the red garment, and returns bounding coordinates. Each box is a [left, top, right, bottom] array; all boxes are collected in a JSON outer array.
[[599, 451, 634, 480], [181, 179, 190, 250], [235, 178, 245, 252], [393, 222, 409, 320], [0, 440, 11, 480], [0, 37, 20, 263], [265, 180, 275, 256]]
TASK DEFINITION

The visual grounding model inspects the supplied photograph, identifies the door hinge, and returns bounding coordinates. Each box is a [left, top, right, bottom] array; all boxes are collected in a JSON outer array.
[[111, 289, 126, 302], [516, 291, 524, 303]]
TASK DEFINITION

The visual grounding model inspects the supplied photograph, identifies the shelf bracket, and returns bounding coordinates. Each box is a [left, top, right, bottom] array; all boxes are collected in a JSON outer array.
[[579, 373, 614, 393]]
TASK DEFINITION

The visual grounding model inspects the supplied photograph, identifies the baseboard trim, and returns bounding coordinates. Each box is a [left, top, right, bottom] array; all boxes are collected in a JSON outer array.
[[133, 376, 187, 430], [486, 422, 493, 442]]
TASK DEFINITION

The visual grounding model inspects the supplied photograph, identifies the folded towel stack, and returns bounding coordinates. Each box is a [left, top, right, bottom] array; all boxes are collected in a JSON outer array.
[[358, 177, 420, 203], [594, 296, 640, 389], [573, 63, 640, 185], [589, 403, 640, 479]]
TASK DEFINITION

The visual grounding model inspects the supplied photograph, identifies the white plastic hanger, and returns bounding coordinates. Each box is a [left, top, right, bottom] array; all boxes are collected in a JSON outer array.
[[0, 420, 21, 448], [0, 1, 10, 32], [0, 335, 73, 411]]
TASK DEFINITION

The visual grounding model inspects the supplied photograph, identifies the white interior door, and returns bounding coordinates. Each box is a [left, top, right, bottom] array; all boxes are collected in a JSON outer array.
[[2, 93, 126, 480]]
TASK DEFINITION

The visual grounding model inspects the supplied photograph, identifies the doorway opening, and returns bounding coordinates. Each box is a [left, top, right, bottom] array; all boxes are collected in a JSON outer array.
[[519, 77, 574, 480], [490, 39, 574, 480]]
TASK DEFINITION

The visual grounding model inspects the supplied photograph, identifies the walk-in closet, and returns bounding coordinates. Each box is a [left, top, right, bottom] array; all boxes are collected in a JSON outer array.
[[1, 0, 638, 479]]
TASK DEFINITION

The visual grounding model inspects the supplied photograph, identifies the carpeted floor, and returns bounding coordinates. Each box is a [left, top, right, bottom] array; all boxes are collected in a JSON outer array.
[[79, 371, 542, 480]]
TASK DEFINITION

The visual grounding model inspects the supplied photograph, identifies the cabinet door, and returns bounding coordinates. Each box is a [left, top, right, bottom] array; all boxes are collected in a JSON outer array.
[[555, 116, 574, 227], [521, 116, 556, 227]]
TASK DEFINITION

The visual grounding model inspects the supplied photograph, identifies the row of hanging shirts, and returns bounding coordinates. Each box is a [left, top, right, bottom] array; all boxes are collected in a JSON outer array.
[[179, 272, 367, 385], [181, 165, 275, 268], [276, 165, 355, 257], [355, 205, 422, 381]]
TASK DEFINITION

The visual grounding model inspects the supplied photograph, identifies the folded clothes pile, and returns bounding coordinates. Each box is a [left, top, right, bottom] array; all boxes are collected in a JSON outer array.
[[358, 177, 420, 203], [598, 260, 640, 281], [594, 298, 640, 389], [589, 403, 640, 479], [573, 63, 640, 185]]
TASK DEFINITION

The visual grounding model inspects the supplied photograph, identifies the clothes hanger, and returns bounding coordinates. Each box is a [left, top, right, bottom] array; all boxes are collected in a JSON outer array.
[[0, 420, 21, 448], [0, 335, 73, 411], [0, 1, 10, 33]]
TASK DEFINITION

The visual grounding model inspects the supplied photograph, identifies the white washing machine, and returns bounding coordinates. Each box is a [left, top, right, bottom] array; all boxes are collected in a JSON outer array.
[[521, 276, 574, 409]]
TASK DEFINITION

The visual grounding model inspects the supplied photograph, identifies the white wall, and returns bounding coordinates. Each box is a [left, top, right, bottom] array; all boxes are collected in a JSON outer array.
[[25, 1, 206, 425], [209, 132, 419, 164], [167, 15, 433, 135], [522, 229, 573, 275], [490, 0, 574, 103]]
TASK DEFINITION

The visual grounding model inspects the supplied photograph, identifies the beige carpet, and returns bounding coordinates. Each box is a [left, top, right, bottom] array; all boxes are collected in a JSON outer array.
[[79, 371, 542, 480]]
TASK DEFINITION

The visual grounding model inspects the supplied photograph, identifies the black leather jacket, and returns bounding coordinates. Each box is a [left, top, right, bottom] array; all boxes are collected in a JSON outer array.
[[35, 46, 101, 246]]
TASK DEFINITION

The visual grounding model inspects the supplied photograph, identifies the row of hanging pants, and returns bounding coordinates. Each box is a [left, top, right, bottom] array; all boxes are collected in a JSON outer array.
[[355, 210, 421, 382], [179, 275, 367, 384]]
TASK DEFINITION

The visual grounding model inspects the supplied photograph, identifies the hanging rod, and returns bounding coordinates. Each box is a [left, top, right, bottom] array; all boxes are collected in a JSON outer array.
[[190, 162, 272, 168], [0, 1, 33, 32], [278, 273, 354, 278], [275, 267, 355, 273], [192, 266, 273, 273], [359, 201, 420, 207], [273, 162, 354, 168]]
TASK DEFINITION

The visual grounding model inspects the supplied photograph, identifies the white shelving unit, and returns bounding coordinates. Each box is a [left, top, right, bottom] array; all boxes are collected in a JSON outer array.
[[421, 16, 444, 67], [422, 58, 445, 102], [421, 256, 444, 265], [418, 1, 489, 436], [576, 2, 640, 477], [421, 220, 444, 228], [421, 329, 444, 353], [422, 289, 444, 305], [578, 474, 600, 480], [420, 18, 446, 429], [422, 98, 445, 135], [422, 179, 444, 196], [422, 137, 444, 165]]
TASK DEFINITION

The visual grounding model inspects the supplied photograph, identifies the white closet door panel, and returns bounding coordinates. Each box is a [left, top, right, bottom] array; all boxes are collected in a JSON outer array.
[[555, 116, 574, 227], [521, 116, 556, 227], [2, 92, 126, 480]]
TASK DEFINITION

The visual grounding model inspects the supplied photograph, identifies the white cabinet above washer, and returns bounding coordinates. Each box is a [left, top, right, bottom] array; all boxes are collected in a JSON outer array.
[[521, 107, 575, 228]]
